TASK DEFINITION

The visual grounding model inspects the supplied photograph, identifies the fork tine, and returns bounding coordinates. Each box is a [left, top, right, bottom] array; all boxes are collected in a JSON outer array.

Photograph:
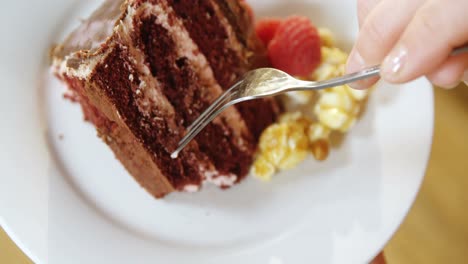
[[183, 94, 231, 141], [171, 83, 241, 159], [187, 90, 231, 131], [171, 94, 233, 159], [186, 91, 235, 136], [186, 80, 242, 131], [181, 99, 229, 146]]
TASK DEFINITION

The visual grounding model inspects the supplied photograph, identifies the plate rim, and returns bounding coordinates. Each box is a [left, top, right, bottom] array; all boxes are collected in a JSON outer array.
[[0, 0, 435, 261], [0, 81, 434, 264]]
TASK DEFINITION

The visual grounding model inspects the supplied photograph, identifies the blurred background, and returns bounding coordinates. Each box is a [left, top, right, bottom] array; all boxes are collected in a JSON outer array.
[[1, 84, 467, 263]]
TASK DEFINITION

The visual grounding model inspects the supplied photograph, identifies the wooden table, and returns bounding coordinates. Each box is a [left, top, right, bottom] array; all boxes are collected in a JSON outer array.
[[385, 84, 468, 263], [1, 84, 467, 264]]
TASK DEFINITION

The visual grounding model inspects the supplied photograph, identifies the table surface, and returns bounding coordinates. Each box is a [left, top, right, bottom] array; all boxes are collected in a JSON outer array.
[[1, 84, 467, 264]]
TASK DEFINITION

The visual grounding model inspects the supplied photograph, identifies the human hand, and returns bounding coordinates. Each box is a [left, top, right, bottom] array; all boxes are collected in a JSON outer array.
[[346, 0, 468, 89]]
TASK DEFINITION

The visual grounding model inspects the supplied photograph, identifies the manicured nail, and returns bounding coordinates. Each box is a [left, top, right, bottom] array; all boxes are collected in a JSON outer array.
[[382, 45, 408, 81], [439, 81, 460, 89], [346, 49, 370, 89], [346, 49, 365, 74]]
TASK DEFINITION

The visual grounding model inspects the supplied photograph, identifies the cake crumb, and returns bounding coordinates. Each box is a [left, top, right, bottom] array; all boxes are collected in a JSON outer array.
[[129, 74, 134, 81], [139, 80, 147, 90], [63, 92, 78, 102]]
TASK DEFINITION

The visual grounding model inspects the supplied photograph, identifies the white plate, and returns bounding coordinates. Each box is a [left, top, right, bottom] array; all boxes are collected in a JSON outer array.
[[0, 0, 433, 263]]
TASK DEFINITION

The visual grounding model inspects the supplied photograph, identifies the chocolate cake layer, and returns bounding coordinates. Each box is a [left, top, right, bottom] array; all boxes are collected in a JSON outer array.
[[135, 12, 253, 179], [61, 70, 176, 198], [91, 44, 207, 188], [169, 0, 280, 139], [52, 0, 279, 198]]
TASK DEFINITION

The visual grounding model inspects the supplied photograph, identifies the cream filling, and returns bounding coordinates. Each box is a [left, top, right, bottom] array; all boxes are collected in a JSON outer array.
[[183, 184, 200, 193], [52, 0, 126, 79], [66, 19, 116, 52], [52, 52, 106, 80], [142, 2, 250, 186], [57, 0, 125, 57], [210, 1, 248, 65], [121, 3, 220, 184], [118, 5, 178, 125], [199, 165, 238, 188], [208, 173, 237, 187]]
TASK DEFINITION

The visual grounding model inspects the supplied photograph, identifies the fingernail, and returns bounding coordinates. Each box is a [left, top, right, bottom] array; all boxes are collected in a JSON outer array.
[[464, 70, 468, 86], [346, 49, 365, 74], [439, 81, 460, 89], [346, 50, 369, 89], [382, 45, 408, 81]]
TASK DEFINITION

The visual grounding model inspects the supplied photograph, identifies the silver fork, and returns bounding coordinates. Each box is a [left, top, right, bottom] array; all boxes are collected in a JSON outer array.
[[171, 45, 468, 159]]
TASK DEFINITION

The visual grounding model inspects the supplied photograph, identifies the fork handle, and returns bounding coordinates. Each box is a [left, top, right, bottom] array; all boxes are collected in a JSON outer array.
[[310, 44, 468, 90], [309, 65, 380, 90]]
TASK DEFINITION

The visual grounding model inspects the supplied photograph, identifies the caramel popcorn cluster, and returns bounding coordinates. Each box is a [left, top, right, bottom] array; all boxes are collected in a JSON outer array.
[[252, 28, 371, 180]]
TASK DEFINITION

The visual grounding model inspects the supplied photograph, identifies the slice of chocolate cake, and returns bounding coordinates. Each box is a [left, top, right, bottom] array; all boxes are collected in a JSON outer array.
[[52, 0, 279, 198]]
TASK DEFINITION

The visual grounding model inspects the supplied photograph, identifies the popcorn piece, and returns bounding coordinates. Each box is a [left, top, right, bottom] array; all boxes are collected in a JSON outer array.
[[278, 148, 308, 169], [278, 111, 311, 125], [313, 63, 337, 81], [259, 123, 289, 152], [315, 106, 350, 130], [253, 112, 311, 180], [312, 47, 348, 81], [318, 27, 335, 47], [310, 139, 330, 161], [252, 156, 276, 181], [339, 116, 357, 133], [263, 141, 288, 165], [346, 85, 370, 101], [352, 104, 361, 116], [324, 47, 348, 65], [308, 123, 331, 142], [307, 123, 331, 161], [284, 91, 315, 104], [336, 64, 346, 75], [252, 25, 371, 181], [287, 122, 309, 150], [314, 84, 369, 132], [330, 85, 349, 94], [319, 88, 354, 112]]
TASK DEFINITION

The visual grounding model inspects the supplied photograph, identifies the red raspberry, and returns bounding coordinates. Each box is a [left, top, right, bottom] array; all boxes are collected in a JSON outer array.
[[267, 16, 321, 76], [255, 18, 282, 46]]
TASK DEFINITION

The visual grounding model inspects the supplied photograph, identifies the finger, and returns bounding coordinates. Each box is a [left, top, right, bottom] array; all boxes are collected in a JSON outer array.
[[346, 0, 424, 89], [464, 70, 468, 86], [357, 0, 382, 27], [426, 53, 468, 89], [381, 0, 468, 83]]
